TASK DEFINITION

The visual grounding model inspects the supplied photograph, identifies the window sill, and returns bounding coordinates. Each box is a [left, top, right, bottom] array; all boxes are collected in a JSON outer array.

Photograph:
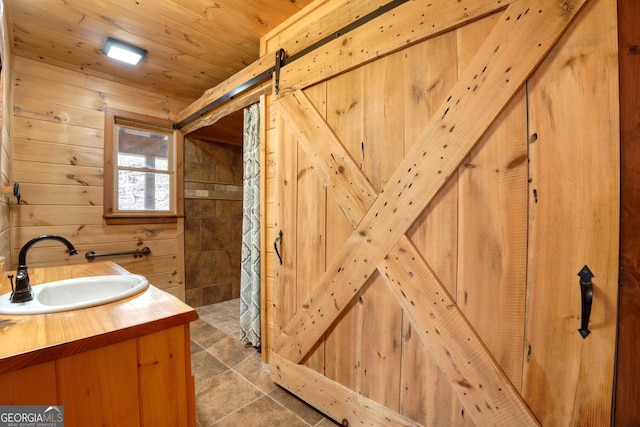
[[104, 214, 181, 225]]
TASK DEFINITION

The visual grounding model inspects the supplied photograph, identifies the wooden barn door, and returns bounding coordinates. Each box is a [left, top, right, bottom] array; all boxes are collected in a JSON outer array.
[[269, 0, 619, 425]]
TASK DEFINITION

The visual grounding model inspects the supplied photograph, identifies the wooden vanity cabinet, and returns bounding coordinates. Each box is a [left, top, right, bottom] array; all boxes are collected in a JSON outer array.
[[0, 262, 198, 426], [0, 324, 195, 427]]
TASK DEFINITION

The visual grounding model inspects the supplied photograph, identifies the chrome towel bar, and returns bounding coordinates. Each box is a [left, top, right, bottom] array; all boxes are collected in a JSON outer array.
[[85, 247, 151, 260]]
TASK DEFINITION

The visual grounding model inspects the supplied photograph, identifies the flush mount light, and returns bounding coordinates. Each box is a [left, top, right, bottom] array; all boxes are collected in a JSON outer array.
[[102, 37, 148, 66]]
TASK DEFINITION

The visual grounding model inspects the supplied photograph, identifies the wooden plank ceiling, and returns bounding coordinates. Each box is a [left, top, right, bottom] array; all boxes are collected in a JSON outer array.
[[7, 0, 313, 143]]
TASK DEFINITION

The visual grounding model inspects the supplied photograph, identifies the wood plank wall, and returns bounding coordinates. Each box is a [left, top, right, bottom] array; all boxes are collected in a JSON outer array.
[[9, 56, 191, 298], [616, 0, 640, 423], [0, 1, 12, 266]]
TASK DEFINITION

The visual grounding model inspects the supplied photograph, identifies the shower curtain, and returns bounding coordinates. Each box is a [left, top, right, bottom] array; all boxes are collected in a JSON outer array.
[[240, 103, 261, 347]]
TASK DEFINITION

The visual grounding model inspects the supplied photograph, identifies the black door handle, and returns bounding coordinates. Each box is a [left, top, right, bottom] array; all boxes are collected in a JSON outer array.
[[274, 230, 283, 265], [577, 265, 594, 339]]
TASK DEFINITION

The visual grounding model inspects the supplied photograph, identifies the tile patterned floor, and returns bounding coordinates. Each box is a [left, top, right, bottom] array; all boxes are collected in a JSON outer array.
[[191, 299, 339, 427]]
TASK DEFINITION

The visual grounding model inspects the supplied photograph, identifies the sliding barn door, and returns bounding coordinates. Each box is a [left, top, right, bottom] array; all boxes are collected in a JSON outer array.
[[269, 0, 619, 425]]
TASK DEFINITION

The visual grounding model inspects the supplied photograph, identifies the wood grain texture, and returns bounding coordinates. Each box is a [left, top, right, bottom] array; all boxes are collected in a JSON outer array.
[[0, 362, 58, 404], [138, 326, 191, 427], [522, 0, 619, 424], [12, 58, 189, 120], [323, 67, 366, 395], [268, 0, 606, 425], [12, 224, 178, 247], [12, 161, 104, 187], [58, 339, 141, 427], [277, 87, 537, 425], [181, 91, 263, 141], [616, 0, 640, 423], [9, 0, 312, 101], [10, 57, 186, 296], [456, 12, 528, 390], [274, 0, 588, 368], [178, 55, 274, 123], [0, 0, 11, 268], [0, 261, 198, 374], [277, 0, 516, 93], [273, 102, 299, 348], [271, 352, 422, 427], [357, 52, 404, 412], [297, 83, 327, 372], [12, 139, 103, 167], [401, 29, 462, 426], [262, 0, 389, 56]]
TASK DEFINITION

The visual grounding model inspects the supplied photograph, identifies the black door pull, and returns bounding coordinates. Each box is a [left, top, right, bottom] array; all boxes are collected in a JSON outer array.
[[274, 230, 283, 265], [577, 265, 594, 339]]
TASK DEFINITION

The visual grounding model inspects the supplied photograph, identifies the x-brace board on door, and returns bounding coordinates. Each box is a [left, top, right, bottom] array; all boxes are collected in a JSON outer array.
[[272, 0, 590, 425]]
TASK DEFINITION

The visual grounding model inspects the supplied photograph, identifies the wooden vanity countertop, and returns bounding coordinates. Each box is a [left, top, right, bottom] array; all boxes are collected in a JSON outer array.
[[0, 261, 198, 375]]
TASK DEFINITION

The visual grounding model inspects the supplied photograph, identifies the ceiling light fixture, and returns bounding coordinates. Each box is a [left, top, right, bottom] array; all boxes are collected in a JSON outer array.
[[102, 37, 148, 66]]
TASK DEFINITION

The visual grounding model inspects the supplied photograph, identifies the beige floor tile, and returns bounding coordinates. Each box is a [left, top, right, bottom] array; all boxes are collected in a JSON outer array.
[[207, 335, 257, 368], [191, 339, 204, 354], [194, 298, 337, 426], [191, 320, 228, 348], [212, 395, 308, 427], [269, 387, 328, 426], [195, 370, 262, 426], [233, 352, 279, 394], [191, 350, 229, 385]]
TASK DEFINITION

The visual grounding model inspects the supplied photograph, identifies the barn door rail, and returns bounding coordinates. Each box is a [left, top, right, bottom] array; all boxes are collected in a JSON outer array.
[[85, 247, 151, 260], [173, 0, 412, 130], [174, 66, 275, 129], [281, 0, 411, 64]]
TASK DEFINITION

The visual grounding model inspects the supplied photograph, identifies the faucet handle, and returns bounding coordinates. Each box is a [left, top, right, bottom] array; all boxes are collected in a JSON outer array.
[[7, 274, 14, 293]]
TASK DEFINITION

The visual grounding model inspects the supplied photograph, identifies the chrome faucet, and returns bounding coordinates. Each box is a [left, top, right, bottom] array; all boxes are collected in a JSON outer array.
[[10, 235, 78, 303]]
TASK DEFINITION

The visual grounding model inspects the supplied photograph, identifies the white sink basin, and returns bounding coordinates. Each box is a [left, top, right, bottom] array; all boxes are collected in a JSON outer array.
[[0, 275, 149, 315]]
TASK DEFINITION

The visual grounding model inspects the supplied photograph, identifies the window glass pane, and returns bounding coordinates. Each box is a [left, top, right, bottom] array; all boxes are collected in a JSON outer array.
[[118, 153, 146, 168], [109, 117, 176, 217], [155, 157, 169, 171], [117, 126, 169, 171], [154, 173, 170, 209], [118, 170, 170, 211]]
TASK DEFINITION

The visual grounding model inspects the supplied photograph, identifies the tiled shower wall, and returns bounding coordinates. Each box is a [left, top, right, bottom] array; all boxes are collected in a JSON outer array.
[[184, 137, 243, 307]]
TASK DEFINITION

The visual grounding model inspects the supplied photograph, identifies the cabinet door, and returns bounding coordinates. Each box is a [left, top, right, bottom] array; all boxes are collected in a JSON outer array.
[[269, 0, 619, 425], [138, 326, 194, 427], [0, 362, 57, 404], [58, 340, 140, 427]]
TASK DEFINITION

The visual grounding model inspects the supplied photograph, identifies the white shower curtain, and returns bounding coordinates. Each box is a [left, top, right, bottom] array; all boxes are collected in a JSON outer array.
[[240, 103, 261, 347]]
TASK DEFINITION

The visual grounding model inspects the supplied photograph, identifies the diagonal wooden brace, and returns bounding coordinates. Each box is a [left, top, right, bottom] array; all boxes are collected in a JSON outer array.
[[274, 0, 589, 364], [278, 87, 538, 425], [274, 0, 589, 424]]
